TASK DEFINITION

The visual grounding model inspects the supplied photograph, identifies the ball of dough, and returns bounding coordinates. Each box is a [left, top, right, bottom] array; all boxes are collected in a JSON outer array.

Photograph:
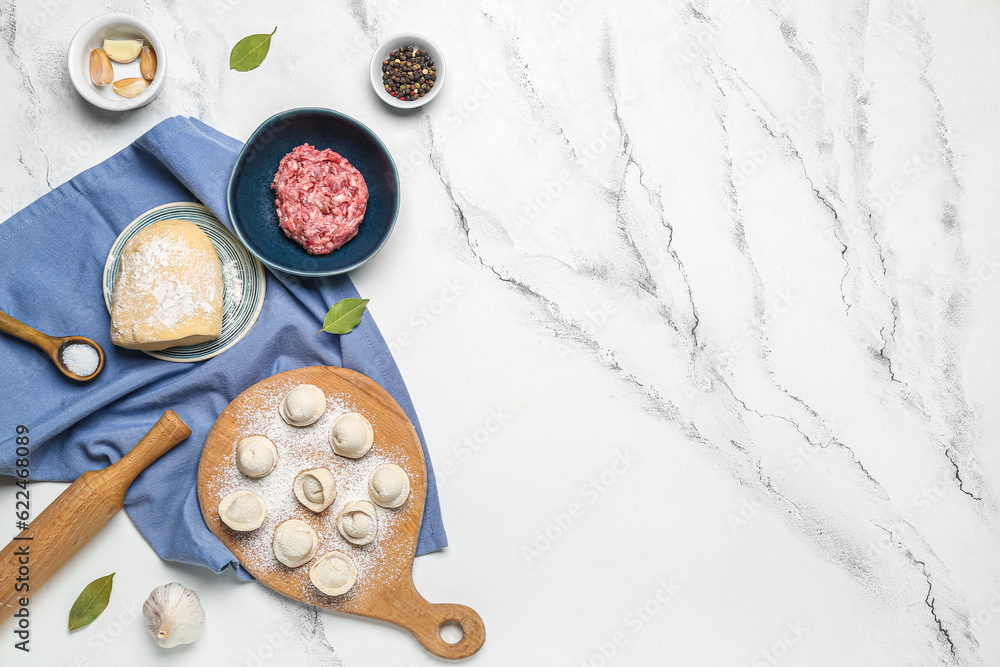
[[293, 468, 337, 513], [368, 464, 410, 508], [309, 551, 357, 596], [337, 500, 378, 545], [235, 435, 277, 478], [218, 491, 266, 531], [272, 519, 319, 568], [330, 412, 374, 458], [110, 219, 223, 351], [280, 384, 326, 427]]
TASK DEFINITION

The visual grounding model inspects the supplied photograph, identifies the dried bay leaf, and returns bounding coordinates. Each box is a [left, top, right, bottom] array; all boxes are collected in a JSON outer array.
[[319, 298, 370, 335], [68, 573, 114, 631], [230, 27, 276, 72]]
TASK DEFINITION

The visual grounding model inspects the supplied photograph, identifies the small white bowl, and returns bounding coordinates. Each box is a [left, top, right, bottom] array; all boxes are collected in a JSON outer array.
[[370, 33, 446, 109], [67, 14, 166, 112]]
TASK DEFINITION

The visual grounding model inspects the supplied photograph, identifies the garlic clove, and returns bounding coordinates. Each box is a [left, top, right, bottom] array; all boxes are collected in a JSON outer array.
[[140, 45, 157, 80], [89, 48, 113, 86], [103, 38, 143, 63], [113, 77, 150, 99], [142, 582, 205, 649]]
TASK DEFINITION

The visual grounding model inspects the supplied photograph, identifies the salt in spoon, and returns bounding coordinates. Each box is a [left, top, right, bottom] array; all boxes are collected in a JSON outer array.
[[0, 308, 106, 381]]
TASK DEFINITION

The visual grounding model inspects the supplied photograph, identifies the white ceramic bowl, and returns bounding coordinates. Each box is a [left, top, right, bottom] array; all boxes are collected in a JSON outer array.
[[67, 14, 166, 112], [370, 33, 446, 109]]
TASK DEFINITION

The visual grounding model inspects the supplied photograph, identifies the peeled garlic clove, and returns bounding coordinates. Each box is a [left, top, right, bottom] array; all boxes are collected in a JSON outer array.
[[89, 48, 113, 86], [103, 38, 143, 63], [142, 582, 205, 648], [113, 77, 150, 99], [337, 500, 378, 545], [140, 45, 157, 80]]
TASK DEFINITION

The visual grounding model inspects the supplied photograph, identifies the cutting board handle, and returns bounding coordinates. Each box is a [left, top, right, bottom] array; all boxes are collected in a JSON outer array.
[[381, 577, 486, 660]]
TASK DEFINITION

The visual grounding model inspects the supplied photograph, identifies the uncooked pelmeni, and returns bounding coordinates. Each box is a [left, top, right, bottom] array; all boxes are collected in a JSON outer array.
[[235, 435, 277, 478], [309, 551, 357, 596], [368, 464, 410, 508], [329, 412, 374, 458], [279, 384, 326, 426], [337, 500, 378, 546], [218, 491, 266, 531], [293, 468, 337, 512], [272, 519, 319, 568]]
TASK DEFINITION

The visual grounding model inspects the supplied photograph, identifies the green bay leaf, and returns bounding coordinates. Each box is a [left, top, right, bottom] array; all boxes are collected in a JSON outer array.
[[230, 27, 276, 72], [68, 573, 114, 632], [319, 298, 370, 335]]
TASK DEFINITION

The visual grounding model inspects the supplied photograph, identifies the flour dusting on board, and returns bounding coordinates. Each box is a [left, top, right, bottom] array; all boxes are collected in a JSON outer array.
[[208, 377, 420, 607]]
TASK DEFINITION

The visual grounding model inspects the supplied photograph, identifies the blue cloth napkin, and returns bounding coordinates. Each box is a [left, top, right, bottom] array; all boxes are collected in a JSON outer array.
[[0, 116, 446, 579]]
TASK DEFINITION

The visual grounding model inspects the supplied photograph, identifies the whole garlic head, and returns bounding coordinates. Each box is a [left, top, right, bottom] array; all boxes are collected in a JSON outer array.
[[142, 582, 205, 648]]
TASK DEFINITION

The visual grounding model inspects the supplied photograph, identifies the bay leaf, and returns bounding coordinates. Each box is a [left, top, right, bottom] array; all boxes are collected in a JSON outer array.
[[68, 573, 114, 632], [230, 27, 276, 72], [319, 298, 370, 335]]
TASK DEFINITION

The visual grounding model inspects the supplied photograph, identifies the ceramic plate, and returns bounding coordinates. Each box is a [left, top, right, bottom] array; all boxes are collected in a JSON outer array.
[[227, 107, 400, 277], [102, 202, 266, 362]]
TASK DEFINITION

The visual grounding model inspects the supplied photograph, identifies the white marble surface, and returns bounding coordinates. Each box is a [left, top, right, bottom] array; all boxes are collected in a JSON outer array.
[[2, 0, 1000, 664]]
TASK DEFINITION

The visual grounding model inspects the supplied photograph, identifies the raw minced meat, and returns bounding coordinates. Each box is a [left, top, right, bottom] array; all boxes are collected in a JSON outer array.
[[271, 144, 369, 255]]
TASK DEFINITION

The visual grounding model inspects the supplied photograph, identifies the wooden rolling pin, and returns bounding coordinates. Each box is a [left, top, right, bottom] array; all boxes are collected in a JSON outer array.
[[0, 410, 190, 626]]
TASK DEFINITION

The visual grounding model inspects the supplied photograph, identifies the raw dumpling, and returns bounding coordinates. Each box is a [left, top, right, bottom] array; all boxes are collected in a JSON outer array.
[[235, 435, 277, 478], [368, 464, 410, 508], [337, 500, 378, 546], [272, 519, 319, 568], [309, 551, 357, 596], [218, 491, 266, 531], [293, 468, 337, 512], [280, 384, 326, 427], [330, 412, 374, 458]]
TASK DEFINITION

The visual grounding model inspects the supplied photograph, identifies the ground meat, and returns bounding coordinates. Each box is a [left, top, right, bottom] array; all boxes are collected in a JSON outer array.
[[271, 144, 369, 255]]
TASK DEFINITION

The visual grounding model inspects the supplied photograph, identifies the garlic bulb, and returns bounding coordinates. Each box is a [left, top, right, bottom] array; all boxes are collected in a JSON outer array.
[[142, 582, 205, 648]]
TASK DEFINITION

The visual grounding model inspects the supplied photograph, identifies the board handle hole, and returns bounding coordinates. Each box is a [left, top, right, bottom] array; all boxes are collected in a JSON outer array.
[[439, 619, 464, 645]]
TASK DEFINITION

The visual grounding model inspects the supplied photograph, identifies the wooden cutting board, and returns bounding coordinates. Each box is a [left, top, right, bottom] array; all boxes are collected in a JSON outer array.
[[197, 366, 484, 659]]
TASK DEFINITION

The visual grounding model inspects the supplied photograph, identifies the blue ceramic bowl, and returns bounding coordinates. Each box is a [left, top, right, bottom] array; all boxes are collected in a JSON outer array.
[[227, 108, 399, 276]]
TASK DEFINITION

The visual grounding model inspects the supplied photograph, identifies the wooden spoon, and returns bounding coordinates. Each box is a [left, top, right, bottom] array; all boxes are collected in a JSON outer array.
[[0, 308, 106, 381], [0, 410, 191, 626]]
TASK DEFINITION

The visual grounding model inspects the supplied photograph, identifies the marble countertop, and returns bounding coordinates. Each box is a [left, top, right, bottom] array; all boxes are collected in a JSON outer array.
[[2, 0, 999, 665]]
